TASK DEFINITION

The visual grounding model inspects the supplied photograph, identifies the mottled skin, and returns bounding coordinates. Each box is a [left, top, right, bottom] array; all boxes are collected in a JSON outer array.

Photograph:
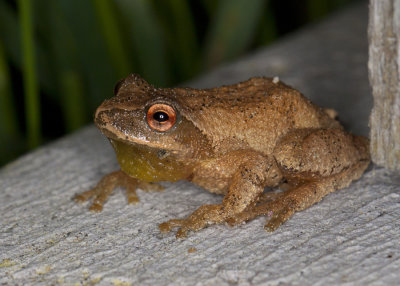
[[75, 74, 370, 238]]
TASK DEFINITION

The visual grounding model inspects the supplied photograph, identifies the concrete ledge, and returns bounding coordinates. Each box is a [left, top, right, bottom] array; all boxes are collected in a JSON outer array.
[[1, 2, 399, 285]]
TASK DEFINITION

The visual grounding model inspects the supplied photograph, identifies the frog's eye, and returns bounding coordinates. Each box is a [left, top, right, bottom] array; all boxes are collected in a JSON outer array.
[[146, 103, 176, 132]]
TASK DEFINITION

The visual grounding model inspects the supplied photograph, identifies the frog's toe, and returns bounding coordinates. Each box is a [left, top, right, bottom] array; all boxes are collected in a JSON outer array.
[[225, 211, 251, 226], [224, 203, 291, 231], [74, 189, 108, 212], [125, 185, 140, 204], [265, 215, 286, 232], [88, 200, 104, 212], [159, 205, 226, 237], [74, 187, 109, 211], [74, 189, 96, 203], [159, 219, 190, 238], [176, 227, 188, 238], [74, 188, 108, 212], [159, 218, 202, 238], [159, 219, 185, 233], [264, 203, 295, 232], [88, 188, 116, 212]]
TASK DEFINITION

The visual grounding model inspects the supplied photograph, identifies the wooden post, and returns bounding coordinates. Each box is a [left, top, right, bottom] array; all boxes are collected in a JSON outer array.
[[368, 0, 400, 171]]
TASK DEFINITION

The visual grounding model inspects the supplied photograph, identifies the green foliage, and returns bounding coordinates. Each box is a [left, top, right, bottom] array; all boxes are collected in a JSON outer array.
[[19, 0, 40, 148], [0, 41, 22, 164], [0, 0, 356, 166], [203, 0, 266, 68], [306, 0, 352, 21]]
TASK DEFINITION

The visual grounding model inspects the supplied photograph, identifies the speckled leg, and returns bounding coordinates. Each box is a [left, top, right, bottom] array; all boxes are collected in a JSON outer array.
[[75, 170, 164, 212], [159, 154, 282, 238], [227, 159, 370, 230], [228, 129, 370, 230]]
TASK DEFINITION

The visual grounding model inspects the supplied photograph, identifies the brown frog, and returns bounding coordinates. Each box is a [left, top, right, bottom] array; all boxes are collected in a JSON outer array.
[[75, 74, 370, 238]]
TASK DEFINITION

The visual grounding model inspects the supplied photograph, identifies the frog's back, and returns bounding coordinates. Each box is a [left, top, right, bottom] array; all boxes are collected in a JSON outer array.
[[173, 77, 341, 155]]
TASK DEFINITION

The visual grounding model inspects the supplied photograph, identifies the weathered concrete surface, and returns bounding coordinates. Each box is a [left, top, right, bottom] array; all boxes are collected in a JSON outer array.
[[1, 1, 399, 285]]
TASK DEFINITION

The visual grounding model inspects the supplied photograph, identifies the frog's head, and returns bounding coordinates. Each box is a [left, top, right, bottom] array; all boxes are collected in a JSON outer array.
[[95, 74, 211, 168]]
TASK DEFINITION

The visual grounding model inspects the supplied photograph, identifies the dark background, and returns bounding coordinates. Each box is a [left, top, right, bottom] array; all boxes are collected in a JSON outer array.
[[0, 0, 358, 166]]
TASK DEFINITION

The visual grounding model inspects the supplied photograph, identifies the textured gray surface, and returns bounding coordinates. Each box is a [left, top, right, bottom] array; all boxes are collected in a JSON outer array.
[[368, 0, 400, 171], [1, 1, 399, 285]]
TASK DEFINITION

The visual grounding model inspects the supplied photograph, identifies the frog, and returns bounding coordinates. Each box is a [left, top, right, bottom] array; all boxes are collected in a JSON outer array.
[[75, 74, 370, 238]]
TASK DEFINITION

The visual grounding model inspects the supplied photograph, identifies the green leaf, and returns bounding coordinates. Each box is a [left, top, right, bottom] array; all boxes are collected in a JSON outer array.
[[0, 40, 23, 165], [57, 0, 119, 110], [18, 0, 41, 148], [115, 0, 170, 86], [203, 0, 266, 68], [256, 3, 277, 46], [92, 0, 131, 78], [306, 0, 329, 21], [0, 0, 56, 94], [201, 0, 218, 16], [152, 0, 199, 80], [0, 2, 21, 71], [44, 1, 88, 131], [60, 71, 87, 131], [0, 42, 18, 138]]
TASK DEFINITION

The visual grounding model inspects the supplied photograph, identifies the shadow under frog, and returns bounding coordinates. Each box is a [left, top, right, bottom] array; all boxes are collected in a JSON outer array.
[[75, 74, 370, 238]]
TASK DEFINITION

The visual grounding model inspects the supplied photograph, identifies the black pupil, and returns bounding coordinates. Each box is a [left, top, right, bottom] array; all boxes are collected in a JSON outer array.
[[153, 111, 169, 122]]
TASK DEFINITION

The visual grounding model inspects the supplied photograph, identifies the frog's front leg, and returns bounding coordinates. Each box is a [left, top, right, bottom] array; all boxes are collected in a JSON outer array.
[[75, 170, 164, 212], [159, 153, 283, 238]]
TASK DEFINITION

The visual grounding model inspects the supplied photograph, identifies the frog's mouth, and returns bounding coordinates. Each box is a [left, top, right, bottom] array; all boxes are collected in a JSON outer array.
[[97, 126, 135, 145], [95, 111, 182, 154], [98, 124, 175, 152]]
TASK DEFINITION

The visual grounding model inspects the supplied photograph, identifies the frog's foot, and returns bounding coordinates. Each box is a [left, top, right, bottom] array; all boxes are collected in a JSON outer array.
[[159, 197, 282, 238], [225, 191, 284, 226], [75, 170, 164, 212], [224, 182, 321, 231], [159, 204, 226, 238]]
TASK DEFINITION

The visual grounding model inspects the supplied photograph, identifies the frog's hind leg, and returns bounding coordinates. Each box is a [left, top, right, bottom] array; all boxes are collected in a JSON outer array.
[[229, 128, 370, 230], [227, 158, 369, 230], [75, 170, 163, 212]]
